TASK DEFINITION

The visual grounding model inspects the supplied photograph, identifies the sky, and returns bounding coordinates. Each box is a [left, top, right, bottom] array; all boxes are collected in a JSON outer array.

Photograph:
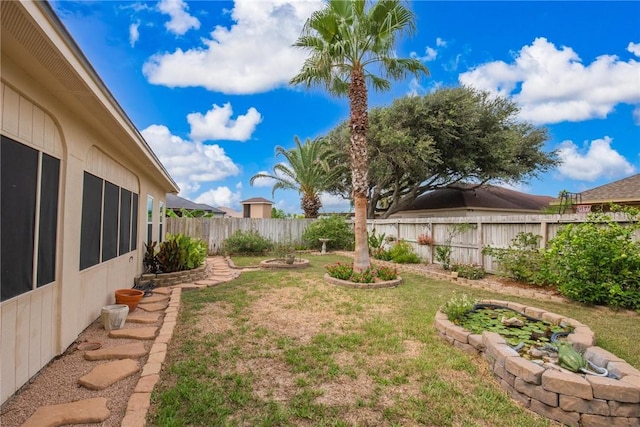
[[50, 0, 640, 215]]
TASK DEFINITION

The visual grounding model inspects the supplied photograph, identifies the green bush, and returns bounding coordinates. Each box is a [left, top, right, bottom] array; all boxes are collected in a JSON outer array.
[[156, 233, 207, 273], [543, 210, 640, 310], [325, 262, 353, 280], [223, 230, 273, 255], [482, 232, 547, 285], [302, 216, 354, 250], [451, 263, 486, 280], [324, 262, 398, 283], [375, 266, 398, 281], [388, 240, 421, 264]]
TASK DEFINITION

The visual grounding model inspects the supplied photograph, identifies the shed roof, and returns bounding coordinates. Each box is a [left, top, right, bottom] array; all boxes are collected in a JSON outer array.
[[406, 184, 554, 211], [241, 197, 274, 204]]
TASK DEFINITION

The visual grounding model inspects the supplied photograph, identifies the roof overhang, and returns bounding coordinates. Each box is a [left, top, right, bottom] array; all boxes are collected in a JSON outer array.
[[0, 1, 179, 193]]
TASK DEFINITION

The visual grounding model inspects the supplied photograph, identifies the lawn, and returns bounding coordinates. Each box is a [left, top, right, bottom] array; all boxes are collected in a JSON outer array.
[[147, 254, 639, 426]]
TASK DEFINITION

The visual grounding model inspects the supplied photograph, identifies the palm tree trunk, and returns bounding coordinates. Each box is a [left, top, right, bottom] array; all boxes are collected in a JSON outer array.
[[349, 66, 370, 270]]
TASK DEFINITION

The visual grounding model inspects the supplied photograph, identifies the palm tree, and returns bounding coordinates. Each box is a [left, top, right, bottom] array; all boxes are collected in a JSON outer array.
[[290, 0, 429, 270], [250, 136, 335, 218]]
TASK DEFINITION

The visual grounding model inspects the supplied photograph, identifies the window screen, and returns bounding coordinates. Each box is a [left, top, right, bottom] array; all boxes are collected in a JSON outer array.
[[80, 173, 103, 270], [37, 154, 60, 286], [119, 189, 132, 255]]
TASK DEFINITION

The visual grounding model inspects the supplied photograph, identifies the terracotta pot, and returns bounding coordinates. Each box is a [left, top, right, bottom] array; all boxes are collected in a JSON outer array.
[[114, 289, 144, 312]]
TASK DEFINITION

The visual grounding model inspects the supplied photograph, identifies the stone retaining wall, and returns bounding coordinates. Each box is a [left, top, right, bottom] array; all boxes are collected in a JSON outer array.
[[140, 265, 208, 287], [435, 299, 640, 427]]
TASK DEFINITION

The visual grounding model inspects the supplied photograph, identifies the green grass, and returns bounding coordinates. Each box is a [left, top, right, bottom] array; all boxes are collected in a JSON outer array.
[[148, 254, 639, 426]]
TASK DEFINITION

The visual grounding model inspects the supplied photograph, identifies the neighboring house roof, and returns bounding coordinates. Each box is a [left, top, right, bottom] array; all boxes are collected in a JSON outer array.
[[404, 184, 554, 212], [578, 174, 640, 203], [166, 194, 224, 214], [241, 197, 274, 204], [218, 207, 243, 218]]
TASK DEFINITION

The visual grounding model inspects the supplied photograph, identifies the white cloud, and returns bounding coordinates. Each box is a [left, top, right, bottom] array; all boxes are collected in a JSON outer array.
[[141, 124, 240, 196], [556, 136, 636, 181], [158, 0, 200, 35], [436, 37, 447, 47], [194, 186, 242, 208], [411, 46, 437, 62], [143, 0, 324, 94], [628, 42, 640, 56], [459, 37, 640, 124], [250, 170, 278, 188], [319, 193, 351, 213], [633, 105, 640, 125], [187, 103, 262, 142], [129, 21, 140, 47]]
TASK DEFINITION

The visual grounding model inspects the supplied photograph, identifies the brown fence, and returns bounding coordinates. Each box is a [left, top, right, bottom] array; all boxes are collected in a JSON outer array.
[[167, 213, 637, 273]]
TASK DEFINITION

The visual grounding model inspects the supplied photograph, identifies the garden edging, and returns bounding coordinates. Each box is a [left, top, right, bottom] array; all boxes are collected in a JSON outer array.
[[323, 273, 402, 289], [436, 299, 640, 427]]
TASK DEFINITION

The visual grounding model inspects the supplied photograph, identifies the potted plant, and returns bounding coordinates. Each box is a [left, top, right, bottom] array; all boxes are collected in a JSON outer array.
[[417, 234, 433, 245]]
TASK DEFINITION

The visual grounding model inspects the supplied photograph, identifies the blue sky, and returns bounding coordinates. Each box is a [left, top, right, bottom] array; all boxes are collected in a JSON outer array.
[[51, 0, 640, 214]]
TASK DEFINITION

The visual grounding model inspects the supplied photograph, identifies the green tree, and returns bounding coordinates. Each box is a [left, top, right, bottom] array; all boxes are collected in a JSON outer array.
[[325, 86, 558, 218], [250, 136, 336, 218], [290, 0, 429, 269]]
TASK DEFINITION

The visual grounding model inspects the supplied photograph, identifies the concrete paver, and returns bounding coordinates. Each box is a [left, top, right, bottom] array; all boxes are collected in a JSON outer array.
[[126, 311, 161, 324], [21, 397, 110, 427], [78, 359, 139, 390], [109, 326, 158, 340], [84, 342, 148, 361]]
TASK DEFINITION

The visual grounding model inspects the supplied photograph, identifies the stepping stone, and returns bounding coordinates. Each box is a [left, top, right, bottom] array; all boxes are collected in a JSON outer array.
[[152, 287, 172, 295], [126, 311, 161, 324], [139, 295, 169, 304], [194, 279, 219, 286], [137, 302, 168, 312], [84, 342, 148, 361], [78, 359, 139, 390], [21, 397, 110, 427], [172, 283, 205, 290], [109, 326, 158, 340]]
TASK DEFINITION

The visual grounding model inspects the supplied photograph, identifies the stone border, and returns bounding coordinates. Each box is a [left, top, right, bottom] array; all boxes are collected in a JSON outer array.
[[435, 299, 640, 427], [140, 265, 208, 287], [324, 273, 402, 289], [259, 258, 311, 269]]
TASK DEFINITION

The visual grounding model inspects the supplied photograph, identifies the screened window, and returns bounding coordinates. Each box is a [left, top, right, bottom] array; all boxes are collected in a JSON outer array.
[[159, 201, 165, 242], [79, 172, 139, 270], [1, 135, 60, 302], [146, 195, 153, 244]]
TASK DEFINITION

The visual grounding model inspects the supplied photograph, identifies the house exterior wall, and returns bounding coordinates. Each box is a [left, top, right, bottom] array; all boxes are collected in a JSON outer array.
[[0, 1, 176, 405], [242, 202, 272, 218]]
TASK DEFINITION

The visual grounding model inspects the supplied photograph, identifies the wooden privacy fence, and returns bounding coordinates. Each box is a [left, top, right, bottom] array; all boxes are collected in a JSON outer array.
[[167, 213, 637, 273], [166, 217, 316, 254]]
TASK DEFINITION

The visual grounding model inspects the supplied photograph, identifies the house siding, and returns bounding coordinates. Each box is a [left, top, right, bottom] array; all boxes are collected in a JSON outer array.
[[1, 1, 177, 405]]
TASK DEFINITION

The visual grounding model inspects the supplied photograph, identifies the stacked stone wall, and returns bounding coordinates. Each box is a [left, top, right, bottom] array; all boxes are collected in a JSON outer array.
[[435, 300, 640, 427]]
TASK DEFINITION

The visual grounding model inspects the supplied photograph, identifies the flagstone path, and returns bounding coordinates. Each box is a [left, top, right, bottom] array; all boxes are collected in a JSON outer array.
[[19, 256, 239, 427]]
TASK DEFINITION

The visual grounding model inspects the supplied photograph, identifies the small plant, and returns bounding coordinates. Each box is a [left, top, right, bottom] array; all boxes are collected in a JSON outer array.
[[435, 245, 453, 270], [350, 268, 375, 283], [325, 262, 353, 280], [451, 263, 486, 280], [367, 229, 386, 254], [375, 266, 398, 281], [388, 239, 421, 264], [143, 241, 160, 273], [440, 292, 477, 323], [223, 230, 273, 255], [482, 232, 546, 285], [416, 234, 433, 245]]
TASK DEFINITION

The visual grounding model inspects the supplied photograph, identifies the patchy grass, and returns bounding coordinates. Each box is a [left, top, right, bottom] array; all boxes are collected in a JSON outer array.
[[148, 254, 638, 426]]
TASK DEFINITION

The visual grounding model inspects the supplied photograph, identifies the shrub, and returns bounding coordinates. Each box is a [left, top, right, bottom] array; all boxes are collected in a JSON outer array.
[[372, 248, 393, 261], [223, 230, 273, 255], [451, 263, 486, 280], [156, 233, 207, 273], [388, 240, 421, 264], [325, 262, 353, 280], [482, 232, 547, 285], [543, 210, 640, 310], [325, 263, 398, 283], [440, 292, 477, 323], [367, 229, 386, 254], [350, 268, 375, 283], [302, 215, 354, 250], [375, 266, 398, 281]]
